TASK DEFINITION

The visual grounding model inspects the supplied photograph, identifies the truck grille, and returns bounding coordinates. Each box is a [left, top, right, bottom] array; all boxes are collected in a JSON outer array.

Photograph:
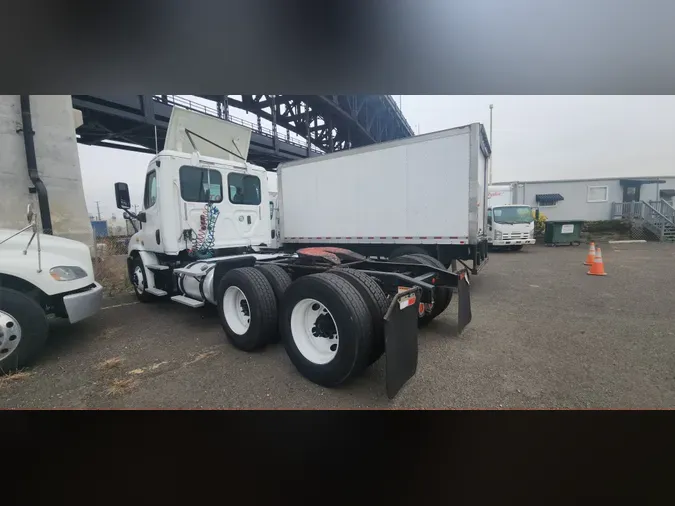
[[502, 232, 525, 239]]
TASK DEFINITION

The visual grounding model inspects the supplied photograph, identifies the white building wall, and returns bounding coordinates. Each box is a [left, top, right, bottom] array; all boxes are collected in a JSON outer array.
[[497, 176, 675, 221]]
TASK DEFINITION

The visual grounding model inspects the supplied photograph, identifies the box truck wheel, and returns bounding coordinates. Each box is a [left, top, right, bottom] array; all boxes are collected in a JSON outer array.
[[217, 268, 278, 352], [130, 255, 155, 303], [0, 288, 49, 374], [279, 273, 372, 387], [388, 245, 428, 259], [330, 268, 388, 367], [397, 254, 452, 326], [254, 264, 292, 343]]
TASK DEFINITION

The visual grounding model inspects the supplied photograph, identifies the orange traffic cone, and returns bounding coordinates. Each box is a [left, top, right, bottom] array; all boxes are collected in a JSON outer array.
[[587, 246, 607, 276], [584, 242, 596, 265]]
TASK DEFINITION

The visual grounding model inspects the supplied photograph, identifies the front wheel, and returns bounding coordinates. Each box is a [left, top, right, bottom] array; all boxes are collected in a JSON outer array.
[[130, 255, 155, 303], [0, 288, 49, 374]]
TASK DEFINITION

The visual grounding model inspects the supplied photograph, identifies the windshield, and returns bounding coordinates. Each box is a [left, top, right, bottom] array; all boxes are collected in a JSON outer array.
[[492, 206, 533, 224]]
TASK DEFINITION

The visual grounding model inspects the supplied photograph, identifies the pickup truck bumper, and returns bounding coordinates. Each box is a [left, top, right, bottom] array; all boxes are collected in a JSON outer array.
[[490, 239, 536, 246], [63, 282, 104, 324]]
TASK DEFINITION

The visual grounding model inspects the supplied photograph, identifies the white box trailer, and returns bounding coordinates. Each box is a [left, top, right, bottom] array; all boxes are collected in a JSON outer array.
[[277, 124, 491, 274], [112, 108, 474, 399]]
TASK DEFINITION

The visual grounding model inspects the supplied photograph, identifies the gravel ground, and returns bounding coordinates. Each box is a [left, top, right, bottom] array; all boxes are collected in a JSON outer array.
[[2, 242, 674, 409]]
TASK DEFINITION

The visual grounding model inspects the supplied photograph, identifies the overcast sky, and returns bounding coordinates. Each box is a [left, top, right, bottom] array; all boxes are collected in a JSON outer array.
[[79, 95, 675, 219]]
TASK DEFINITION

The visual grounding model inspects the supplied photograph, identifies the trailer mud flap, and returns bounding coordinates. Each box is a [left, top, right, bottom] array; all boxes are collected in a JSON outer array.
[[457, 273, 472, 334], [384, 287, 421, 399]]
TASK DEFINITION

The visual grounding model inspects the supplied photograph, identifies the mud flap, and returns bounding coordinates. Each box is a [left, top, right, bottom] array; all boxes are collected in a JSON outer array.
[[457, 272, 472, 334], [384, 287, 421, 399]]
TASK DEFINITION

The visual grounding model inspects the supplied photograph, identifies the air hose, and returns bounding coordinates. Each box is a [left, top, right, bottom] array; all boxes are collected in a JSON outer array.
[[189, 202, 220, 259]]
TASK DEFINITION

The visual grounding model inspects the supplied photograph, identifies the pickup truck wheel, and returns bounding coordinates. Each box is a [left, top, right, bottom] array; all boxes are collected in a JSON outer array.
[[0, 288, 49, 374], [397, 254, 452, 326], [330, 268, 388, 367], [255, 264, 292, 344], [131, 256, 154, 303], [280, 273, 372, 387], [217, 267, 277, 352]]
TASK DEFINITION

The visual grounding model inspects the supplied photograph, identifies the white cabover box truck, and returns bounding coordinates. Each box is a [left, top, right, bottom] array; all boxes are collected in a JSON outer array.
[[277, 124, 491, 275], [113, 108, 473, 399], [486, 184, 536, 250]]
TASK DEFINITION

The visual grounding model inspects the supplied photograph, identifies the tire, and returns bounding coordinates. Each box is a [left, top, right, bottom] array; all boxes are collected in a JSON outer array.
[[280, 273, 372, 387], [397, 254, 452, 326], [217, 267, 278, 352], [130, 255, 154, 303], [254, 264, 292, 343], [330, 268, 388, 366], [0, 288, 49, 374], [388, 245, 428, 259]]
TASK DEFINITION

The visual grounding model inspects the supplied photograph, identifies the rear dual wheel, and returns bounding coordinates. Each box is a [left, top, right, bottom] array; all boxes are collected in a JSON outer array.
[[217, 267, 278, 352], [280, 273, 373, 388], [396, 254, 452, 326]]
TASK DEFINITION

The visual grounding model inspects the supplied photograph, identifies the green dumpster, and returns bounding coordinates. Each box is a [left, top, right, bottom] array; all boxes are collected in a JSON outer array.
[[544, 220, 583, 246]]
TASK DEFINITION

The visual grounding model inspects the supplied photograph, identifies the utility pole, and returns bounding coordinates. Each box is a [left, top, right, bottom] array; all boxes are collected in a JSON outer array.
[[95, 201, 102, 221], [488, 104, 494, 185]]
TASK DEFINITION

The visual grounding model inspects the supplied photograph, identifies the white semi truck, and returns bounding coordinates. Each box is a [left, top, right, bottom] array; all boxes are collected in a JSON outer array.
[[113, 108, 474, 398], [0, 205, 103, 373], [487, 184, 537, 250]]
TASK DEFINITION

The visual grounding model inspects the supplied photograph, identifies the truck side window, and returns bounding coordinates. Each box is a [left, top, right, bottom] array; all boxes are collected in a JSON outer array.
[[228, 173, 261, 205], [144, 170, 158, 209], [179, 166, 223, 203]]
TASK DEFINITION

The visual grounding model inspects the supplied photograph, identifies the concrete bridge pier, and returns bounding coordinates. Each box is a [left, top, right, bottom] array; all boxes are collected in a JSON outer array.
[[0, 95, 93, 251]]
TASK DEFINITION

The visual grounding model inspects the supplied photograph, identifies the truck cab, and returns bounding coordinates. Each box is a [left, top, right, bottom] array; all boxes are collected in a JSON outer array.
[[486, 204, 536, 250], [128, 150, 272, 258]]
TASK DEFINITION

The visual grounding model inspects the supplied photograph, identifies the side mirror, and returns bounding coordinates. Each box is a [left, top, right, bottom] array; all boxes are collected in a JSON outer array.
[[137, 211, 147, 223], [114, 182, 131, 210], [535, 209, 540, 220]]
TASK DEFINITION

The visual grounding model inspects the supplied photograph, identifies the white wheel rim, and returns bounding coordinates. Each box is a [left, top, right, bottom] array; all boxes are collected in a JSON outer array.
[[0, 310, 22, 362], [133, 266, 145, 294], [223, 286, 251, 335], [290, 298, 339, 365]]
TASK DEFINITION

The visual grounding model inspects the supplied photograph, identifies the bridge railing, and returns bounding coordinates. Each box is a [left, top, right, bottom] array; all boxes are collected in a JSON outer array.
[[153, 95, 322, 154]]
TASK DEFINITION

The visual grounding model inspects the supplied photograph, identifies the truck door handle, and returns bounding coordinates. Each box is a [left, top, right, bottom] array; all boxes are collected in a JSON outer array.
[[247, 216, 251, 225]]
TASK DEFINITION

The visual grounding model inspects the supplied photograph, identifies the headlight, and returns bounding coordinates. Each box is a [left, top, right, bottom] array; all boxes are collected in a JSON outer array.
[[495, 231, 502, 239], [49, 266, 88, 281], [529, 229, 535, 238]]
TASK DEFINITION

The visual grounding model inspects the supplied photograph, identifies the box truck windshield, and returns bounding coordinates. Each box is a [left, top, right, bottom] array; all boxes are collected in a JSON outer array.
[[492, 206, 533, 224]]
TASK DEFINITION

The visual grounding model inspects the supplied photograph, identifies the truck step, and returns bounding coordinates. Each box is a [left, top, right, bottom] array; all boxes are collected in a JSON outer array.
[[146, 287, 168, 296], [146, 264, 169, 271], [171, 295, 205, 308], [173, 267, 206, 278]]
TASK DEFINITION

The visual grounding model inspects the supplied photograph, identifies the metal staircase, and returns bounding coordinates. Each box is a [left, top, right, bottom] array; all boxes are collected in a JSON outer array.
[[611, 200, 675, 242]]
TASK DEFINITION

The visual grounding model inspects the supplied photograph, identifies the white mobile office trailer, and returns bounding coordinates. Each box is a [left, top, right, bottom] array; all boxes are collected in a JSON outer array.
[[277, 124, 491, 274], [112, 108, 473, 399]]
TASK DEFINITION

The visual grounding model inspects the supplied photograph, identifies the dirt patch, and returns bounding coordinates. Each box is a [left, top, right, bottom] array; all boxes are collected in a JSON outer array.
[[106, 377, 138, 396], [0, 371, 32, 389], [95, 357, 124, 371], [94, 254, 132, 297]]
